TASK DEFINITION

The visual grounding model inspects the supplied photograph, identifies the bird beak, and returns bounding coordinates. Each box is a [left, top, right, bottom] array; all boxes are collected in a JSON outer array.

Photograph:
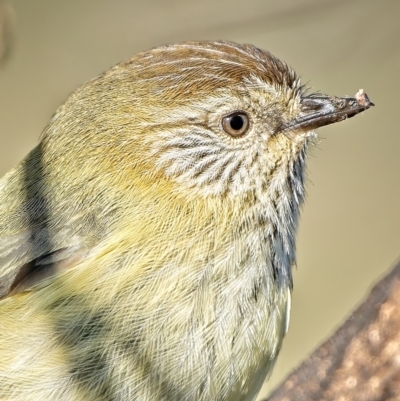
[[290, 89, 374, 132]]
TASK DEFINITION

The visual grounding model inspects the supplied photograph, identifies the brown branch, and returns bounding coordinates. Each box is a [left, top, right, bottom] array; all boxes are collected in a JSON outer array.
[[264, 260, 400, 401]]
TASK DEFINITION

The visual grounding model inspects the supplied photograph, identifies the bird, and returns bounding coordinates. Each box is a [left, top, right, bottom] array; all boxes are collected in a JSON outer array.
[[0, 41, 373, 401]]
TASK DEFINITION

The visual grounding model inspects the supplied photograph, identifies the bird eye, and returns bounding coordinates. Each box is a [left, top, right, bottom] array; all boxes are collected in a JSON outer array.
[[221, 112, 250, 138]]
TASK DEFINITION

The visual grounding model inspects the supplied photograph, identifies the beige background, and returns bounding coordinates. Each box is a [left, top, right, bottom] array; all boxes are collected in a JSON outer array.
[[0, 0, 399, 398]]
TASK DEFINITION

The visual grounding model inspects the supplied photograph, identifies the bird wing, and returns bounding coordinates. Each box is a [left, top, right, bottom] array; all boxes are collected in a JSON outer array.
[[0, 222, 90, 300], [0, 142, 111, 300]]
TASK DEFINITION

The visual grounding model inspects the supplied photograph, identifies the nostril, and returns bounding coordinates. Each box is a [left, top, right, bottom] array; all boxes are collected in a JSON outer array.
[[300, 98, 325, 112]]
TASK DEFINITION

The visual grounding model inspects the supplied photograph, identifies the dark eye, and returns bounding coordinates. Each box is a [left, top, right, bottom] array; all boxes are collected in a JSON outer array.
[[222, 112, 250, 138]]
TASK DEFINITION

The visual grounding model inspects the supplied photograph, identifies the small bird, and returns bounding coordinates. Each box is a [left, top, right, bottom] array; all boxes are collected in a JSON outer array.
[[0, 41, 373, 401]]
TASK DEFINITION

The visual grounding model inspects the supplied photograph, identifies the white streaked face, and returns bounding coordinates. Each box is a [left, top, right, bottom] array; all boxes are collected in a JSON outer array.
[[147, 78, 313, 199]]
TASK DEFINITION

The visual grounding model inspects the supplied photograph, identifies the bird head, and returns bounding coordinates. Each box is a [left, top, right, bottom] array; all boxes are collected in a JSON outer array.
[[40, 41, 373, 216]]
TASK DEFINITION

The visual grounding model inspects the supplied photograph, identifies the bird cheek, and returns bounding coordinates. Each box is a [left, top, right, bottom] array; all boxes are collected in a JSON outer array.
[[259, 128, 275, 145], [265, 133, 295, 156]]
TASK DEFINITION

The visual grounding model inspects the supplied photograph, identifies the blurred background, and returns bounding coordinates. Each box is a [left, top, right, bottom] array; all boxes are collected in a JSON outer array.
[[0, 0, 398, 398]]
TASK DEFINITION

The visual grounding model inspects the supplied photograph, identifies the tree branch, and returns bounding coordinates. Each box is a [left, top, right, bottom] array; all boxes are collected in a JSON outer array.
[[264, 260, 400, 401]]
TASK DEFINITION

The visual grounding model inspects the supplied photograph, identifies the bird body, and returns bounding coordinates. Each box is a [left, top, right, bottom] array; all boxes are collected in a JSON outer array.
[[0, 42, 372, 400]]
